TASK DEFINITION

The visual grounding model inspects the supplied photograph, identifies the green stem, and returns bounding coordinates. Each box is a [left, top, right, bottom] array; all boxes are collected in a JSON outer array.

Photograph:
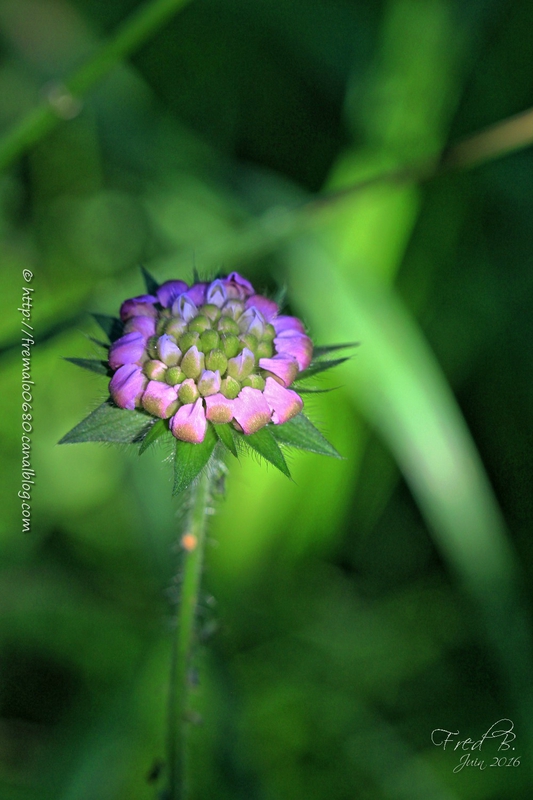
[[0, 0, 193, 172], [166, 469, 212, 800]]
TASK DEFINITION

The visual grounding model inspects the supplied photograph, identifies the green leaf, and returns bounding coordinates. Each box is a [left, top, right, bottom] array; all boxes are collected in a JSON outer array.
[[59, 400, 153, 444], [291, 385, 339, 394], [312, 342, 359, 358], [213, 423, 238, 457], [192, 266, 201, 283], [85, 335, 109, 349], [139, 419, 171, 454], [245, 427, 291, 478], [92, 314, 124, 343], [63, 357, 109, 375], [273, 285, 287, 308], [296, 357, 350, 381], [141, 265, 160, 294], [173, 424, 217, 495], [270, 413, 342, 458]]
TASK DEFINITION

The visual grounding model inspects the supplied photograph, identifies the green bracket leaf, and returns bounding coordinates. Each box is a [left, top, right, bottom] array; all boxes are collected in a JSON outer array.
[[173, 424, 217, 495], [213, 423, 238, 457], [245, 427, 291, 478], [59, 400, 153, 444], [296, 356, 350, 381], [141, 265, 160, 294], [312, 342, 359, 359], [63, 357, 110, 375], [270, 413, 342, 458], [291, 385, 339, 394], [139, 419, 171, 454], [92, 314, 124, 343]]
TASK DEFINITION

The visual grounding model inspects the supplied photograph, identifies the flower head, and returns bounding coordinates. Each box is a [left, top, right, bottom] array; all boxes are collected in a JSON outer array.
[[106, 272, 314, 443]]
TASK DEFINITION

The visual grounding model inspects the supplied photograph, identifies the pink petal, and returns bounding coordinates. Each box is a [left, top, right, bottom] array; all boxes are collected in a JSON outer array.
[[170, 399, 207, 443], [258, 354, 299, 387], [157, 280, 188, 308], [109, 332, 147, 369], [205, 393, 235, 424], [109, 365, 147, 410], [245, 295, 279, 321], [232, 387, 271, 434], [263, 377, 303, 424], [120, 294, 158, 321], [274, 334, 313, 371], [141, 381, 179, 418], [272, 315, 306, 335]]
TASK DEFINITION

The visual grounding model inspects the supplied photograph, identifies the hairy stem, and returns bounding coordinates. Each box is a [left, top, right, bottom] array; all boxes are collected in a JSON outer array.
[[166, 468, 212, 800], [0, 0, 193, 172]]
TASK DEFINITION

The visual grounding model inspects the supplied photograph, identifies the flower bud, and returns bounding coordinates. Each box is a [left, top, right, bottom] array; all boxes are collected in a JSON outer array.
[[119, 294, 158, 321], [109, 332, 147, 369], [142, 381, 179, 418], [188, 315, 211, 333], [170, 398, 207, 443], [263, 377, 302, 424], [262, 323, 276, 341], [180, 345, 205, 379], [146, 335, 159, 359], [227, 347, 255, 381], [198, 369, 221, 397], [198, 329, 220, 353], [157, 280, 188, 308], [199, 303, 221, 322], [218, 316, 240, 334], [178, 378, 200, 404], [205, 348, 228, 373], [220, 376, 241, 399], [124, 315, 156, 338], [232, 387, 271, 434], [144, 359, 168, 381], [222, 299, 245, 319], [109, 365, 147, 409], [165, 317, 189, 338], [220, 334, 241, 358], [205, 279, 228, 308], [157, 334, 181, 366], [178, 331, 200, 352], [222, 272, 254, 299], [238, 307, 265, 339], [205, 393, 235, 424], [242, 374, 265, 390], [245, 294, 278, 320], [165, 367, 185, 386], [240, 333, 258, 353], [256, 340, 274, 359], [172, 294, 197, 322]]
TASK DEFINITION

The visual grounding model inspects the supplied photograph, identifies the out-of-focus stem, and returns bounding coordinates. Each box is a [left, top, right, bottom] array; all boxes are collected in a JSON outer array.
[[166, 469, 211, 800]]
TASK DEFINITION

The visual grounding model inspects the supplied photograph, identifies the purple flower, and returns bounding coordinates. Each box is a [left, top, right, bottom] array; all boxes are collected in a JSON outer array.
[[120, 294, 158, 321], [157, 334, 182, 366], [272, 315, 306, 335], [273, 334, 313, 371], [258, 354, 299, 387], [263, 377, 303, 424], [123, 315, 157, 338], [205, 393, 235, 423], [232, 387, 271, 434], [238, 307, 266, 339], [171, 294, 198, 323], [245, 294, 278, 321], [157, 280, 188, 308], [109, 364, 147, 409], [109, 332, 147, 369], [185, 282, 208, 305], [141, 381, 179, 418], [222, 272, 254, 299], [170, 399, 207, 443]]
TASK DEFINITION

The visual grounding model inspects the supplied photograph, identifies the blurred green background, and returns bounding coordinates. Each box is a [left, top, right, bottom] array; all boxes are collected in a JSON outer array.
[[1, 0, 532, 798]]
